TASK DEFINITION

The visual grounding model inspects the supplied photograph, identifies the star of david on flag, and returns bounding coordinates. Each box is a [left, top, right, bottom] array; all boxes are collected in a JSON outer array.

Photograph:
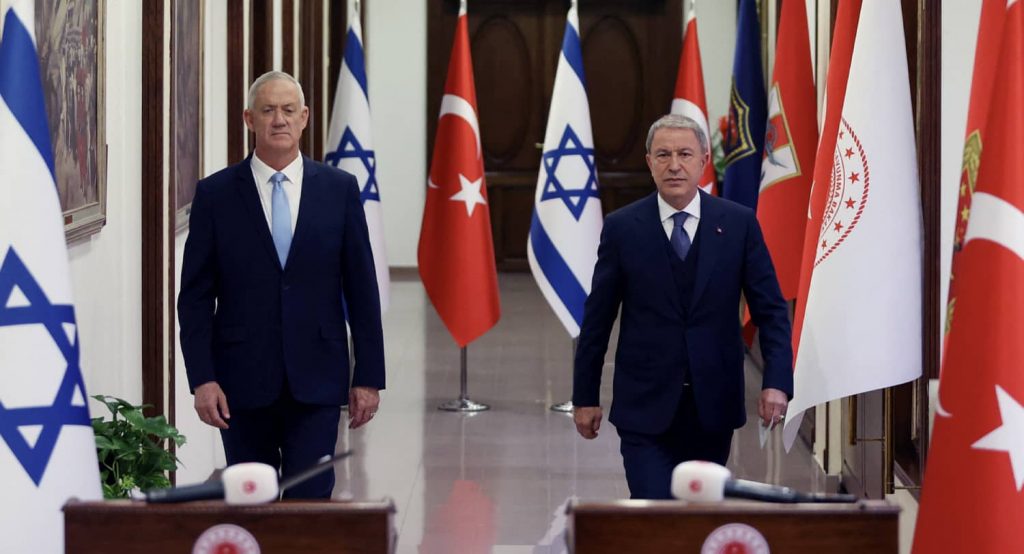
[[527, 5, 603, 338], [540, 124, 599, 221], [326, 127, 380, 204], [0, 2, 102, 551], [325, 10, 390, 313]]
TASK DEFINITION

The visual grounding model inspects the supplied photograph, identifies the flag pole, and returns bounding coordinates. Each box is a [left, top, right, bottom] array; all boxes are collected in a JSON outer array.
[[550, 338, 578, 412], [439, 346, 490, 412]]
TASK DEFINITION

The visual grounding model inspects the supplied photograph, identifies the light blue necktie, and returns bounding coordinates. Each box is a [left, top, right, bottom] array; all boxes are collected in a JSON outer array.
[[671, 211, 691, 261], [270, 172, 292, 267]]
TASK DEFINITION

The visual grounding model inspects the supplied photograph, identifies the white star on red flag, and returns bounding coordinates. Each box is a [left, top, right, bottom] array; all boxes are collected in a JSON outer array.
[[449, 174, 487, 217], [971, 384, 1024, 491]]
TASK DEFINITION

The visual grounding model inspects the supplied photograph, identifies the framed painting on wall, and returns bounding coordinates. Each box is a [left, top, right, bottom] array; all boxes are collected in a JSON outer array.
[[35, 0, 107, 243], [172, 0, 204, 232]]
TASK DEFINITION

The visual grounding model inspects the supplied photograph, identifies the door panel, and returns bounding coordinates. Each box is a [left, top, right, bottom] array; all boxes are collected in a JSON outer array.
[[428, 0, 681, 270]]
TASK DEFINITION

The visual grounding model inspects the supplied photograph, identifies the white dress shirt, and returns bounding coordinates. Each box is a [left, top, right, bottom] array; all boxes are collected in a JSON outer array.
[[657, 191, 701, 242], [250, 153, 303, 234]]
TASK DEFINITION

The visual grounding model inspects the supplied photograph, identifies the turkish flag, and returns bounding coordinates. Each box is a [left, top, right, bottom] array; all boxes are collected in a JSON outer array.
[[417, 8, 501, 347], [914, 2, 1024, 552], [670, 5, 717, 195], [944, 0, 1007, 360], [756, 0, 817, 301]]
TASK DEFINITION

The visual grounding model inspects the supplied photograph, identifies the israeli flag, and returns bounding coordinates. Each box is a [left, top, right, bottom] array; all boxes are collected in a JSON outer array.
[[0, 2, 102, 551], [527, 6, 602, 338], [325, 7, 390, 313]]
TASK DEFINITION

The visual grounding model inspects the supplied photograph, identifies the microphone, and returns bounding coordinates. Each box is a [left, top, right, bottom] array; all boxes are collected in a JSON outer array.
[[145, 462, 278, 504], [146, 450, 353, 504], [671, 461, 858, 504]]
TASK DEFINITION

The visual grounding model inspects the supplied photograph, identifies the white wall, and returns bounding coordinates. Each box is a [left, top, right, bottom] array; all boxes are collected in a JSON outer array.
[[365, 0, 426, 268], [70, 0, 143, 409], [940, 0, 981, 354], [172, 0, 230, 485], [693, 0, 737, 144]]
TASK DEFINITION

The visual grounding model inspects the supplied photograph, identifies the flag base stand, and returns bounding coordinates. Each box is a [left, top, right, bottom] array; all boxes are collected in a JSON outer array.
[[550, 401, 573, 413], [438, 346, 490, 412], [549, 339, 578, 413], [439, 397, 490, 412]]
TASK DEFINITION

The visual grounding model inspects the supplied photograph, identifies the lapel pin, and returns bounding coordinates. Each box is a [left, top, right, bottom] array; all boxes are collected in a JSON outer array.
[[716, 226, 724, 235]]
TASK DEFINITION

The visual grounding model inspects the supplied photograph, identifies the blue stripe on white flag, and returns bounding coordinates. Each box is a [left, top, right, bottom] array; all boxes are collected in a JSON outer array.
[[560, 22, 587, 88], [0, 10, 56, 179], [343, 27, 369, 99], [529, 214, 587, 327]]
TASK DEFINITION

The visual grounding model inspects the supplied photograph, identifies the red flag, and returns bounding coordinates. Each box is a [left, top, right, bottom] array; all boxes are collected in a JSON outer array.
[[944, 0, 1007, 355], [756, 0, 817, 301], [418, 7, 500, 347], [790, 0, 861, 358], [670, 4, 717, 195], [914, 2, 1024, 551]]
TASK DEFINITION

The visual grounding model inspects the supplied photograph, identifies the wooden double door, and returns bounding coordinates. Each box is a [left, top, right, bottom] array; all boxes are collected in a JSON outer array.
[[428, 0, 683, 270]]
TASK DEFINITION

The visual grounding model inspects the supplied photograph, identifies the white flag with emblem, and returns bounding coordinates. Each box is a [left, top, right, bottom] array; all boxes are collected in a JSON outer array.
[[784, 1, 923, 449], [0, 1, 102, 551], [527, 5, 603, 337], [325, 7, 390, 313]]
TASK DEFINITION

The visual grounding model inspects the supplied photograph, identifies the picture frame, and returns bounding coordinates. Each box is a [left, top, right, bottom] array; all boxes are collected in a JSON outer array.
[[35, 0, 107, 243], [172, 0, 204, 232]]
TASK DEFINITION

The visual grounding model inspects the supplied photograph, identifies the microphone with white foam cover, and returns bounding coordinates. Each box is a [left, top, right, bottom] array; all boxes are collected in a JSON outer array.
[[672, 461, 858, 503], [222, 462, 279, 504], [671, 460, 732, 502]]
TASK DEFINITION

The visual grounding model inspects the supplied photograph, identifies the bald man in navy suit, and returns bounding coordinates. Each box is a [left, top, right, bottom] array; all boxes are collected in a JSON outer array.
[[572, 114, 793, 500], [178, 71, 384, 498]]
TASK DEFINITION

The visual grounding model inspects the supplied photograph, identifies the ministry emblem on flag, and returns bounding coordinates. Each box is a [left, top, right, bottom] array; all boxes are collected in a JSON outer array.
[[722, 81, 758, 167], [955, 131, 983, 251], [816, 119, 869, 266], [760, 84, 802, 191]]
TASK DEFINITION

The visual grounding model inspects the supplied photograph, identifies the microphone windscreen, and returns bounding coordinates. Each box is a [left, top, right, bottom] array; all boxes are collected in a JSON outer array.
[[222, 462, 279, 504], [671, 461, 731, 502]]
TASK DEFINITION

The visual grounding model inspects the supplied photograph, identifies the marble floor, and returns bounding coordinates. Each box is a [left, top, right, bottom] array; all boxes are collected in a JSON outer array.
[[331, 273, 826, 553]]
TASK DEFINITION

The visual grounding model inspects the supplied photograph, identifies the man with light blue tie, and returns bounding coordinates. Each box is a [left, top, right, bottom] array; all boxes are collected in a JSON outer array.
[[572, 114, 793, 499], [178, 71, 385, 499]]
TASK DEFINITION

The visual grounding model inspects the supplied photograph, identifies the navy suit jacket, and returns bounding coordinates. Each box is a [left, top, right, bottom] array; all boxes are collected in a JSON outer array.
[[178, 157, 385, 410], [573, 191, 792, 434]]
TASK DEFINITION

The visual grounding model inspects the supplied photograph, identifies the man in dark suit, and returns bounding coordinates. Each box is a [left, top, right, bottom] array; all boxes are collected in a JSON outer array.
[[572, 114, 792, 500], [178, 71, 385, 499]]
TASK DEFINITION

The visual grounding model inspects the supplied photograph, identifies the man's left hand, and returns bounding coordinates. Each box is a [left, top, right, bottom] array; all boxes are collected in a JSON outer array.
[[348, 386, 380, 429], [759, 388, 788, 429]]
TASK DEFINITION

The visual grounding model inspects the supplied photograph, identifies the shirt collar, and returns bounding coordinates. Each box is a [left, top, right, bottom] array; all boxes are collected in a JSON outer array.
[[251, 153, 304, 187], [657, 190, 701, 224]]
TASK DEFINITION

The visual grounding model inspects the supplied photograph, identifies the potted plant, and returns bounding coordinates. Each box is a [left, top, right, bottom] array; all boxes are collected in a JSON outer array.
[[91, 395, 187, 499]]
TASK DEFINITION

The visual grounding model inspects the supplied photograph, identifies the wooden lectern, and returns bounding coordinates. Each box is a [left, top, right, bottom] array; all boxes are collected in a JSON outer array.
[[567, 499, 898, 553], [64, 499, 396, 553]]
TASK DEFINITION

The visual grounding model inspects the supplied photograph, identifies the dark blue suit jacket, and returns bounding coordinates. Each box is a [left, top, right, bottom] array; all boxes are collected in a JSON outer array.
[[178, 157, 385, 410], [573, 191, 792, 434]]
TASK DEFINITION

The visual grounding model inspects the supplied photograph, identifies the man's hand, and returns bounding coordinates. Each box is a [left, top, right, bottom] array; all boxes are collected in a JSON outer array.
[[194, 382, 230, 429], [573, 406, 603, 439], [348, 386, 380, 429], [759, 388, 789, 429]]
